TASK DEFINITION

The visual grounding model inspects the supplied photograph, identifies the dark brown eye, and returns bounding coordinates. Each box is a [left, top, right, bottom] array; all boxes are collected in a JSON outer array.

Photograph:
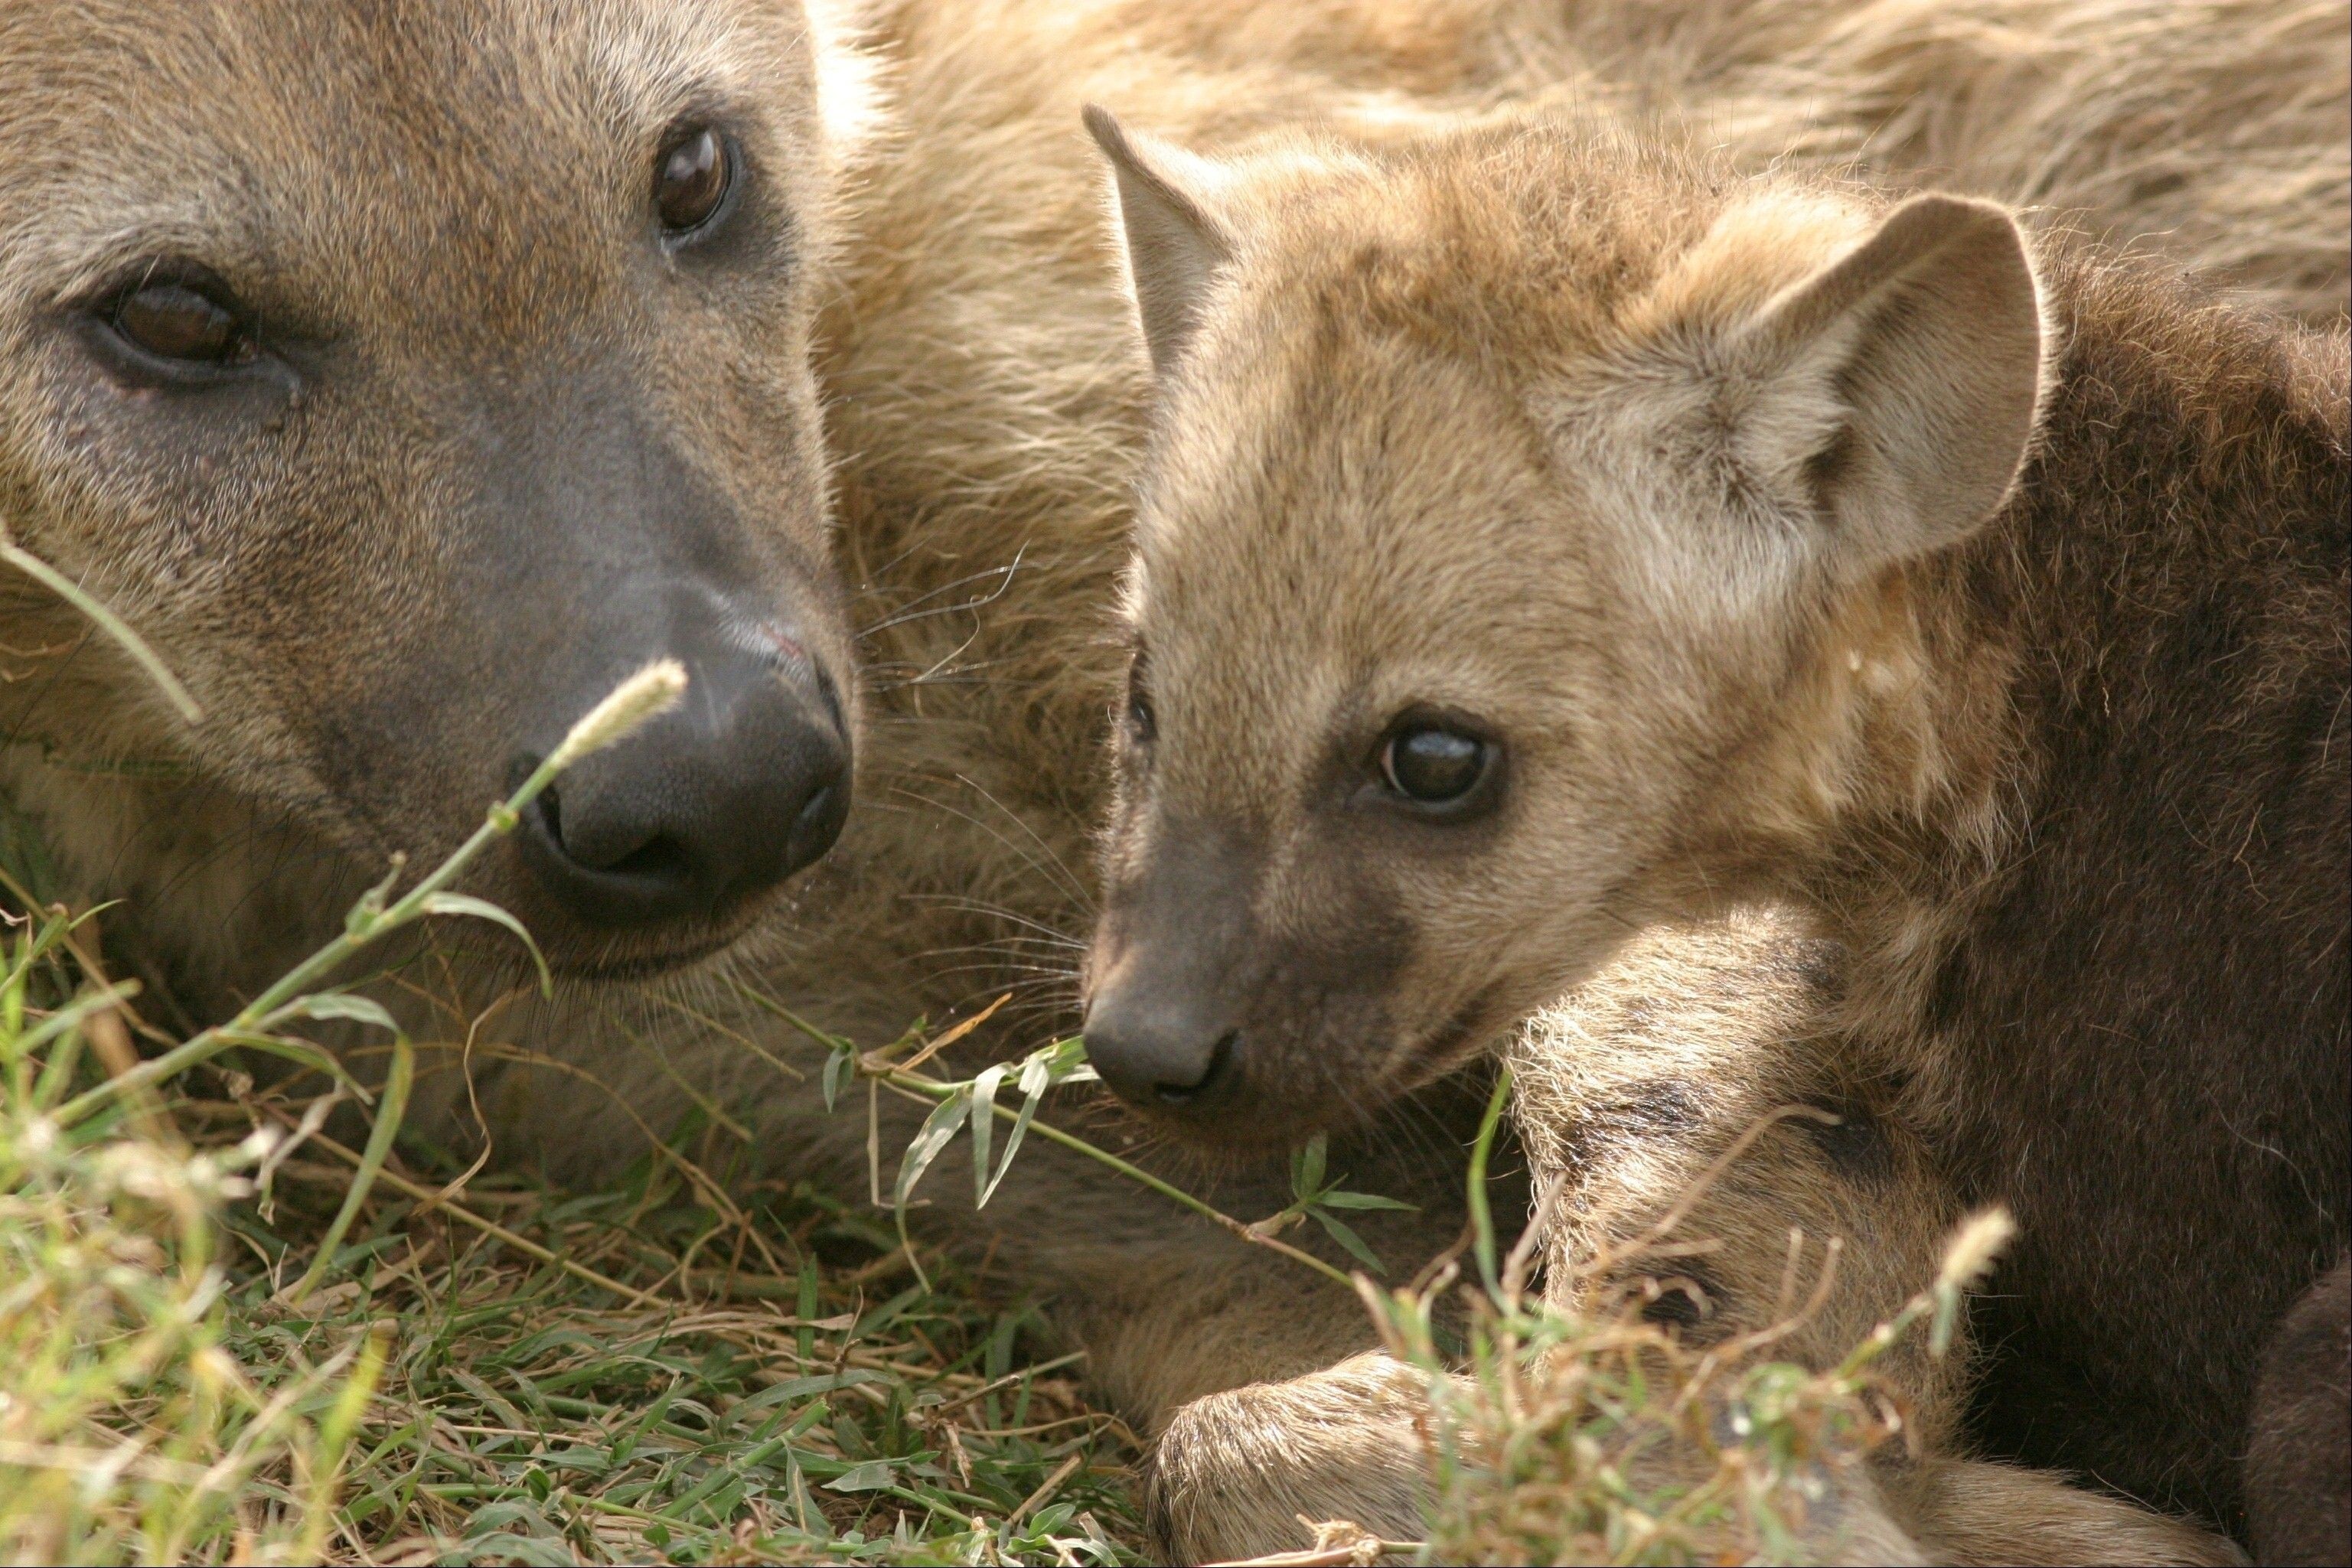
[[109, 282, 253, 366], [1382, 725, 1491, 807], [654, 126, 732, 237]]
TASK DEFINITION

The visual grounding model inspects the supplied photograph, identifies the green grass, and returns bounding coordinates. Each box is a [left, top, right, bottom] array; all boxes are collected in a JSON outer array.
[[3, 999, 1144, 1563]]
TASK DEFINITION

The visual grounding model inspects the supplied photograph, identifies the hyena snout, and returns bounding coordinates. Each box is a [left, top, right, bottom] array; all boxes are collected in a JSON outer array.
[[1081, 967, 1242, 1110], [1082, 932, 1390, 1144], [1082, 826, 1401, 1143], [1083, 830, 1256, 1117], [511, 588, 850, 933]]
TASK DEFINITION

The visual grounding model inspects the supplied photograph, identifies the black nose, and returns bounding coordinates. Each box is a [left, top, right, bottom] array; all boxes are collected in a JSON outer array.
[[1082, 989, 1239, 1109], [514, 654, 850, 929]]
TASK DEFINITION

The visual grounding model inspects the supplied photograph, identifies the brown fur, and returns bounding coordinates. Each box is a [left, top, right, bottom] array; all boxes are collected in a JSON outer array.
[[2, 3, 2344, 1561], [1081, 107, 2345, 1550], [2246, 1257, 2351, 1565], [1515, 916, 2244, 1566]]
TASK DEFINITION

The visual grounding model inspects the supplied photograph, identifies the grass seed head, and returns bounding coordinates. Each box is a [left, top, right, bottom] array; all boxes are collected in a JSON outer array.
[[546, 658, 689, 772]]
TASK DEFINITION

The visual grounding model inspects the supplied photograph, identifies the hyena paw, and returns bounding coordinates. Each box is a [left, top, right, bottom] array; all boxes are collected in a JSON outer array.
[[1143, 1352, 1434, 1563]]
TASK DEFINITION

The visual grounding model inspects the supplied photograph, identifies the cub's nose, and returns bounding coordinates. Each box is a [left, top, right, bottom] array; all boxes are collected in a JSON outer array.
[[514, 653, 850, 929], [1081, 989, 1240, 1109]]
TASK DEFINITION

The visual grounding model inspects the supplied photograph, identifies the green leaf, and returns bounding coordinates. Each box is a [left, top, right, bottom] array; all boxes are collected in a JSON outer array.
[[1046, 1033, 1100, 1084], [1310, 1208, 1386, 1274], [893, 1087, 971, 1214], [826, 1459, 898, 1493], [416, 891, 553, 996], [209, 1030, 372, 1100], [1317, 1188, 1417, 1211], [285, 1034, 414, 1308], [821, 1044, 856, 1113], [977, 1050, 1055, 1209], [969, 1062, 1010, 1207], [1292, 1133, 1329, 1200]]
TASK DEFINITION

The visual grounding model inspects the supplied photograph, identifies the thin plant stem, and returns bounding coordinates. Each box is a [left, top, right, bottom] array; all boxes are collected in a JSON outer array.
[[869, 1064, 1359, 1290], [1466, 1064, 1514, 1299], [284, 1033, 414, 1307], [51, 670, 675, 1131], [0, 538, 201, 722]]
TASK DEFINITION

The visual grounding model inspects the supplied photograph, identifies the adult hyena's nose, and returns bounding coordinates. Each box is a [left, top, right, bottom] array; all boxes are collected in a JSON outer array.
[[513, 608, 850, 929]]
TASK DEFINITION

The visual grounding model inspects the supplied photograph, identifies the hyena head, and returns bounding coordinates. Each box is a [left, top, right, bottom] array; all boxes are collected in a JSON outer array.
[[0, 1, 873, 977], [1077, 109, 2043, 1146]]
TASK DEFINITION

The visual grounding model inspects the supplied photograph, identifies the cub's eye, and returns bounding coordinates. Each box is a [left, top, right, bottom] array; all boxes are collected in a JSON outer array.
[[654, 124, 734, 238], [1381, 724, 1492, 807], [108, 281, 255, 367]]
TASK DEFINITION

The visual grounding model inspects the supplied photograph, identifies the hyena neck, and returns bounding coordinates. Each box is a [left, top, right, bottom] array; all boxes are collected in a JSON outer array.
[[1758, 260, 2350, 1064]]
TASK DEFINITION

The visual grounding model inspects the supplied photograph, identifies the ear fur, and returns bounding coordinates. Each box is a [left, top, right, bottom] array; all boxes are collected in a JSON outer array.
[[1731, 194, 2044, 574], [1084, 104, 1235, 380]]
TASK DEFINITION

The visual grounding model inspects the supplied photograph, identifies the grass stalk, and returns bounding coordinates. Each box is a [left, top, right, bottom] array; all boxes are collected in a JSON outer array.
[[868, 1061, 1359, 1291]]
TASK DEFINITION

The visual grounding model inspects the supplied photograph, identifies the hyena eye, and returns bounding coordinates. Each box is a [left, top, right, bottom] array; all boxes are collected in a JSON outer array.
[[106, 279, 256, 367], [1381, 723, 1492, 807], [654, 123, 736, 240]]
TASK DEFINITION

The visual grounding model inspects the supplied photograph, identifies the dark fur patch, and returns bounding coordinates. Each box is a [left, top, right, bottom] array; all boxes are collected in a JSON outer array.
[[1636, 1263, 1727, 1335], [2246, 1257, 2350, 1566], [1934, 253, 2349, 1527], [1554, 1079, 1709, 1173], [1619, 1078, 1707, 1137], [1799, 1095, 1893, 1188]]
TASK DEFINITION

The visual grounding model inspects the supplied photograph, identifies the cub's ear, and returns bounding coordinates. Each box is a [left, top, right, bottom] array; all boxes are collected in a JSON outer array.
[[1084, 104, 1235, 380], [1731, 194, 2044, 575]]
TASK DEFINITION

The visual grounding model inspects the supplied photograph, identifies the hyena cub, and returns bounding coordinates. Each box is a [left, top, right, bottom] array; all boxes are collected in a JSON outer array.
[[1077, 106, 2346, 1554]]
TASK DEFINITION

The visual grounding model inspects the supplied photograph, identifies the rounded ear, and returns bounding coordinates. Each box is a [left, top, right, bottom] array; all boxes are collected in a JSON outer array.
[[1083, 104, 1235, 380], [1734, 195, 2045, 574]]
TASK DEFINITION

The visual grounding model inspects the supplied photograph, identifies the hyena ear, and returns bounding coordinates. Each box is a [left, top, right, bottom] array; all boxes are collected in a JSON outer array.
[[1084, 104, 1236, 380], [1730, 194, 2044, 575]]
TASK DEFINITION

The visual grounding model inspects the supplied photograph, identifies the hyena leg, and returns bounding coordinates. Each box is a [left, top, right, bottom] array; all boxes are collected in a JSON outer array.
[[449, 989, 1501, 1565], [1145, 1352, 1939, 1565], [1145, 1352, 1431, 1563], [468, 992, 1512, 1565], [1892, 1460, 2249, 1567]]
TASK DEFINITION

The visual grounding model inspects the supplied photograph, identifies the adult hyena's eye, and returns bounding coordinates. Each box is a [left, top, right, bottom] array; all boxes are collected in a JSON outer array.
[[654, 124, 735, 238], [1382, 724, 1491, 806], [109, 281, 254, 367]]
